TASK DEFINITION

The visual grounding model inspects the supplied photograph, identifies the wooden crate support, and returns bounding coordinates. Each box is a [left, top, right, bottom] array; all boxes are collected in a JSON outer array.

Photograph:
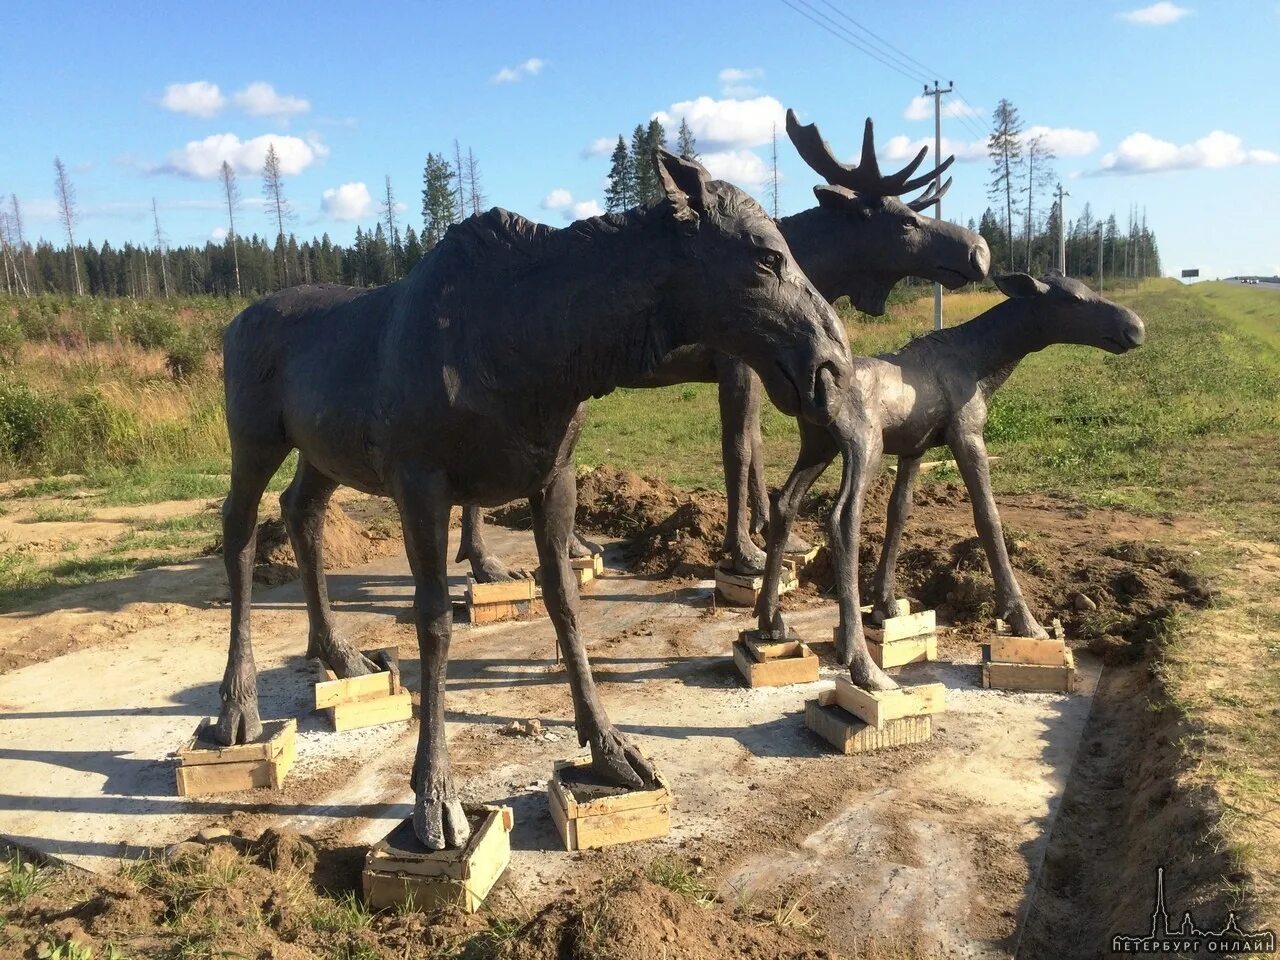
[[362, 805, 513, 913], [867, 632, 938, 669], [995, 617, 1064, 640], [988, 635, 1068, 665], [571, 553, 605, 588], [982, 646, 1077, 693], [733, 629, 819, 688], [782, 544, 820, 567], [827, 677, 946, 729], [314, 648, 413, 733], [846, 606, 938, 669], [547, 756, 672, 851], [466, 575, 547, 625], [175, 718, 296, 797], [860, 599, 911, 619], [805, 691, 934, 755], [714, 561, 798, 607]]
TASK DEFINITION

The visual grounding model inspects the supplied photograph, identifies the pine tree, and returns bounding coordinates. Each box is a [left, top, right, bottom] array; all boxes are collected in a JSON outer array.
[[422, 153, 458, 250], [262, 144, 293, 287], [676, 118, 698, 161], [381, 175, 400, 279], [986, 99, 1024, 272], [630, 125, 655, 206], [604, 136, 634, 212]]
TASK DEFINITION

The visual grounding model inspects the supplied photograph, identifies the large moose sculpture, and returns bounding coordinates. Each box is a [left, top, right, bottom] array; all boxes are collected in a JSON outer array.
[[456, 111, 990, 580], [753, 272, 1146, 691], [215, 151, 856, 848]]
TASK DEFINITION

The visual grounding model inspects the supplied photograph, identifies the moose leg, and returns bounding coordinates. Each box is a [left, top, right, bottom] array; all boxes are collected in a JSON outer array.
[[397, 470, 471, 850], [869, 455, 922, 624], [754, 420, 837, 637], [949, 432, 1047, 638], [532, 464, 655, 788], [829, 428, 897, 689], [213, 443, 289, 746], [568, 529, 602, 560], [457, 505, 530, 583], [281, 459, 376, 676], [738, 364, 813, 558], [718, 358, 768, 574]]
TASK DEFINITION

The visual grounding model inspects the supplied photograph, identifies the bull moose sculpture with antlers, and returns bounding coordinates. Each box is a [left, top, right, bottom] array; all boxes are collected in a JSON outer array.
[[456, 110, 990, 580]]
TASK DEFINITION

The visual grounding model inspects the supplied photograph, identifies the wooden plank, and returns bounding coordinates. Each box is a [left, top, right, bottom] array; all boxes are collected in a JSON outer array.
[[178, 718, 293, 766], [989, 635, 1068, 666], [715, 566, 797, 607], [466, 576, 540, 604], [881, 610, 937, 643], [547, 784, 577, 851], [982, 660, 1076, 693], [732, 640, 819, 688], [314, 670, 394, 709], [868, 633, 937, 669], [570, 554, 604, 575], [571, 801, 671, 850], [805, 696, 934, 754], [782, 545, 820, 566], [468, 596, 547, 625], [995, 617, 1064, 640], [177, 759, 274, 797], [738, 627, 799, 660], [552, 757, 671, 818], [831, 678, 946, 729], [329, 691, 413, 732]]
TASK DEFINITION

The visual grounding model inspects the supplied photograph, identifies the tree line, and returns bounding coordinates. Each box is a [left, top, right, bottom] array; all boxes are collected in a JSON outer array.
[[980, 98, 1161, 280]]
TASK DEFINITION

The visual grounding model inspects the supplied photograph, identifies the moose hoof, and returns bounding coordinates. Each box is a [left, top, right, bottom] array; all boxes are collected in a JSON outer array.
[[849, 656, 899, 692], [590, 727, 656, 790], [323, 641, 377, 679], [213, 698, 262, 746], [1004, 607, 1048, 639], [472, 556, 531, 584], [782, 531, 813, 554], [412, 789, 471, 851], [569, 532, 602, 559]]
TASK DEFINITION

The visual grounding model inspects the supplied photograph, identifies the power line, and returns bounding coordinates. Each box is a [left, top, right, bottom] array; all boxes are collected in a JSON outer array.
[[777, 0, 934, 86], [811, 0, 938, 84]]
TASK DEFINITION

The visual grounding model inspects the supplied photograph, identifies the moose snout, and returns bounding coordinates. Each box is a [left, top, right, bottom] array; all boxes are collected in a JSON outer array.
[[1120, 308, 1145, 349], [970, 237, 991, 280]]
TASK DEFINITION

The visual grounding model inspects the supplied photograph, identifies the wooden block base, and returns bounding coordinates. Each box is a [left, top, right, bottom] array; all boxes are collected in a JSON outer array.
[[571, 553, 605, 588], [805, 695, 933, 755], [825, 677, 946, 728], [362, 805, 513, 913], [714, 562, 797, 607], [315, 648, 412, 732], [868, 633, 938, 669], [982, 647, 1077, 693], [548, 756, 671, 851], [466, 575, 546, 625], [733, 631, 819, 687], [176, 718, 296, 797], [782, 545, 820, 567], [995, 617, 1064, 640]]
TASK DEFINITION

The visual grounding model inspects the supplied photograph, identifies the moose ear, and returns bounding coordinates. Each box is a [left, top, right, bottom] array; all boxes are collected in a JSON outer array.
[[655, 149, 710, 221], [813, 184, 871, 219], [993, 273, 1050, 299]]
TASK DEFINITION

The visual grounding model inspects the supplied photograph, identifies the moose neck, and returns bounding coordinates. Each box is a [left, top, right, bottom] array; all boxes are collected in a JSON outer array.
[[777, 208, 896, 314], [933, 297, 1048, 395]]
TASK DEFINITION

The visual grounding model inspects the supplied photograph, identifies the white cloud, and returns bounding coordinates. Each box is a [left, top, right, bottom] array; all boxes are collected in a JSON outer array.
[[211, 226, 228, 242], [652, 95, 785, 150], [881, 134, 987, 164], [1024, 125, 1100, 157], [1096, 130, 1280, 175], [903, 96, 980, 122], [699, 149, 772, 187], [541, 188, 573, 210], [718, 67, 763, 97], [1119, 2, 1191, 24], [157, 133, 329, 179], [160, 81, 225, 118], [570, 200, 604, 220], [321, 182, 372, 220], [491, 57, 546, 84], [582, 137, 617, 159], [233, 82, 309, 120]]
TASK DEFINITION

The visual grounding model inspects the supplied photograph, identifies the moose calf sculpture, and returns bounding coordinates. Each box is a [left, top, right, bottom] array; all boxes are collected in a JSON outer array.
[[754, 272, 1146, 691], [216, 151, 855, 849]]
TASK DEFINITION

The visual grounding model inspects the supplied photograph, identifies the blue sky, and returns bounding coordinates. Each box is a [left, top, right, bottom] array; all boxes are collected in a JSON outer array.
[[2, 0, 1276, 279]]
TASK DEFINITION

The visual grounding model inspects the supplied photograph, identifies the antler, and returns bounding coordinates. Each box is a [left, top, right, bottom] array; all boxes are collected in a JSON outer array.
[[785, 109, 955, 199], [908, 176, 952, 212]]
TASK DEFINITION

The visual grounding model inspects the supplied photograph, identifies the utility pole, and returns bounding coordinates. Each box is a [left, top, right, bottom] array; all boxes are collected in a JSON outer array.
[[1055, 182, 1069, 274], [1098, 226, 1104, 296], [923, 80, 953, 330]]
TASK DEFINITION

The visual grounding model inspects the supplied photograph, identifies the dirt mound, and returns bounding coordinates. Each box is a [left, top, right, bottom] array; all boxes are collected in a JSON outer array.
[[492, 467, 732, 578], [209, 502, 399, 584], [502, 875, 827, 960]]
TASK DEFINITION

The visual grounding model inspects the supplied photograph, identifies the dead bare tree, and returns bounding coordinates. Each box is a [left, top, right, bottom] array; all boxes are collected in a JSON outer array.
[[262, 144, 293, 288], [220, 161, 243, 297], [381, 174, 400, 278], [453, 140, 466, 222], [151, 198, 170, 298], [53, 157, 84, 296], [466, 149, 485, 216], [1023, 135, 1055, 272], [9, 195, 31, 294]]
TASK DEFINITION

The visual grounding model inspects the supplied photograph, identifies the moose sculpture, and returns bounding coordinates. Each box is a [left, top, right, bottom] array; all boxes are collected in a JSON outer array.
[[215, 151, 855, 848], [754, 272, 1146, 690], [456, 111, 990, 581]]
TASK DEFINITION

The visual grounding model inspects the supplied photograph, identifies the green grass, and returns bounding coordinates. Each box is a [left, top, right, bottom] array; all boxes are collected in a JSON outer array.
[[0, 850, 52, 904], [28, 505, 95, 523]]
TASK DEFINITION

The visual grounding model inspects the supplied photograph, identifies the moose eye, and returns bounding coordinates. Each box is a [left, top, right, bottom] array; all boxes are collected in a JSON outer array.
[[757, 249, 784, 273]]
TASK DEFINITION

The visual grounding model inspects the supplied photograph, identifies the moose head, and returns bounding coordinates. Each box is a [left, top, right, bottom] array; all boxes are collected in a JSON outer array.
[[783, 110, 990, 315], [993, 272, 1146, 354]]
